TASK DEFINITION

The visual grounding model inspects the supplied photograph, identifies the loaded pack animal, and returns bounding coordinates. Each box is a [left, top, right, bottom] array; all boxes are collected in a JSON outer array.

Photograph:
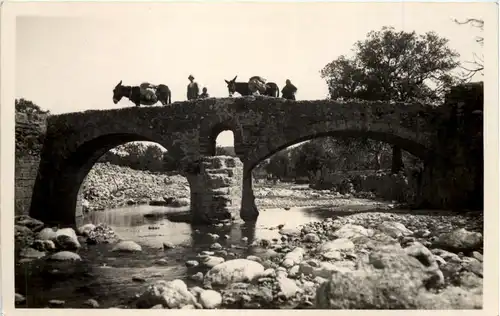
[[224, 76, 279, 98], [112, 80, 172, 107]]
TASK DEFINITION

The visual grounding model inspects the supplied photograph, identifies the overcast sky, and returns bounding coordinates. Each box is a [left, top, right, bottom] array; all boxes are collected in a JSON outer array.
[[16, 2, 488, 147]]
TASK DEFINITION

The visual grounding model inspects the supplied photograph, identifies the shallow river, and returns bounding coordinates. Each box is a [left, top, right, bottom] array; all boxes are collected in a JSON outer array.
[[15, 202, 385, 308]]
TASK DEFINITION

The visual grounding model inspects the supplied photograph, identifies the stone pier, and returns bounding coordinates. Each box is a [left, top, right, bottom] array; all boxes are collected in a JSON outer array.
[[15, 112, 48, 216], [187, 156, 243, 224], [241, 163, 259, 222]]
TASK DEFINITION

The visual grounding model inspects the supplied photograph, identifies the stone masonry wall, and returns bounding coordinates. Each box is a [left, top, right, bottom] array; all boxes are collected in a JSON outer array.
[[419, 82, 484, 211], [15, 112, 48, 216], [187, 156, 243, 224]]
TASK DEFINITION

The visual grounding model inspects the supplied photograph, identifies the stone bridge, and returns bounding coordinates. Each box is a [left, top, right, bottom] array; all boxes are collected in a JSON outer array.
[[24, 96, 452, 227]]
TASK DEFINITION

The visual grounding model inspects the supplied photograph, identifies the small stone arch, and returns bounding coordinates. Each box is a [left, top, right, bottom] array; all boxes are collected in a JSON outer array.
[[205, 121, 244, 157]]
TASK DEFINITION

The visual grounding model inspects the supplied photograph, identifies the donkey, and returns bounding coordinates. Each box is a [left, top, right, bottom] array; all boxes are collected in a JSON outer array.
[[112, 80, 172, 107], [224, 76, 280, 98]]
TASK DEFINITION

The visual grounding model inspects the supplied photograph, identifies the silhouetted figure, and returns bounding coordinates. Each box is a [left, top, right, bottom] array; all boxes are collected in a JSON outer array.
[[187, 75, 199, 100], [225, 75, 280, 97], [113, 80, 171, 107], [281, 79, 297, 100], [199, 87, 210, 98]]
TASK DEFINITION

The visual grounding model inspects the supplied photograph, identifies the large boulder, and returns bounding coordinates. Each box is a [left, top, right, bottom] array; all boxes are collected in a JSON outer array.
[[37, 227, 57, 241], [377, 221, 413, 238], [77, 224, 96, 236], [317, 238, 355, 254], [19, 247, 45, 259], [220, 282, 274, 308], [135, 280, 197, 309], [333, 224, 374, 239], [200, 256, 225, 268], [54, 228, 81, 250], [199, 290, 222, 309], [204, 259, 265, 287], [15, 215, 44, 232], [86, 223, 118, 244], [281, 247, 305, 268], [299, 260, 354, 278], [315, 245, 447, 309], [433, 228, 483, 253], [112, 240, 142, 252], [48, 251, 82, 261], [415, 286, 482, 309], [167, 197, 190, 207]]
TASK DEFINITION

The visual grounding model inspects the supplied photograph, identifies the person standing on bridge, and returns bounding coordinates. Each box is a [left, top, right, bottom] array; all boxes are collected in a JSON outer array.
[[199, 87, 210, 99], [187, 75, 200, 100], [281, 79, 297, 100]]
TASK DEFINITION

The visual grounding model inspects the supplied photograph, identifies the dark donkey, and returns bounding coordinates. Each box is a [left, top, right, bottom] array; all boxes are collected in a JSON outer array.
[[224, 76, 279, 97], [112, 80, 172, 107]]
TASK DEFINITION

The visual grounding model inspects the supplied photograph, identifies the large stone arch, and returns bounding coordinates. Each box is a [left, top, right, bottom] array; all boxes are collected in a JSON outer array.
[[29, 106, 206, 226], [30, 132, 176, 227], [238, 118, 434, 223], [246, 125, 432, 171]]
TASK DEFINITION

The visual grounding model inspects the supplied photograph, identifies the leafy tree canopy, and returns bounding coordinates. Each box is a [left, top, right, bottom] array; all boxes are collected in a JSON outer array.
[[320, 26, 462, 104], [15, 98, 50, 115]]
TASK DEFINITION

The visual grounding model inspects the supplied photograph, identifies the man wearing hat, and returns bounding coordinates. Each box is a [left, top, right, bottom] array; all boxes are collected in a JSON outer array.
[[187, 74, 200, 100]]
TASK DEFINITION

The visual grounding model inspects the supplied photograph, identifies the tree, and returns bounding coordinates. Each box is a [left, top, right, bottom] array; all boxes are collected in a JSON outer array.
[[215, 146, 235, 156], [321, 26, 461, 103], [98, 142, 168, 172], [15, 98, 50, 115], [320, 26, 462, 172], [143, 144, 164, 171], [266, 150, 293, 179], [453, 18, 484, 81]]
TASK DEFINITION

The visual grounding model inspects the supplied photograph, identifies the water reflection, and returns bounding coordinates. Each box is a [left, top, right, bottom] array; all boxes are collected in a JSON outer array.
[[77, 204, 398, 251]]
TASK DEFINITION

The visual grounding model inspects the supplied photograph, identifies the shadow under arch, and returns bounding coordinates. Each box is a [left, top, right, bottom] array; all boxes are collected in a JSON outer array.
[[248, 130, 431, 171], [30, 133, 171, 227], [238, 129, 432, 223]]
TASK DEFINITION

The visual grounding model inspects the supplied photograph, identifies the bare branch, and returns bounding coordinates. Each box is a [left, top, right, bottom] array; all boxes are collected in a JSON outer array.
[[453, 18, 484, 30], [472, 53, 484, 63], [453, 17, 484, 81]]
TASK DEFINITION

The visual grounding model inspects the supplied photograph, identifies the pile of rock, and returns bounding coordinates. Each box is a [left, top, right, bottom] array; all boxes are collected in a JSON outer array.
[[14, 215, 150, 308], [79, 223, 118, 244], [82, 162, 190, 211], [15, 215, 85, 265], [129, 210, 483, 309], [14, 216, 134, 267]]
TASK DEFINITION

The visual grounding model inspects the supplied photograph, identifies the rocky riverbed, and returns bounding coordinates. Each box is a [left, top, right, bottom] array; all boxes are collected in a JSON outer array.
[[15, 203, 483, 309], [81, 163, 191, 211], [82, 163, 386, 212]]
